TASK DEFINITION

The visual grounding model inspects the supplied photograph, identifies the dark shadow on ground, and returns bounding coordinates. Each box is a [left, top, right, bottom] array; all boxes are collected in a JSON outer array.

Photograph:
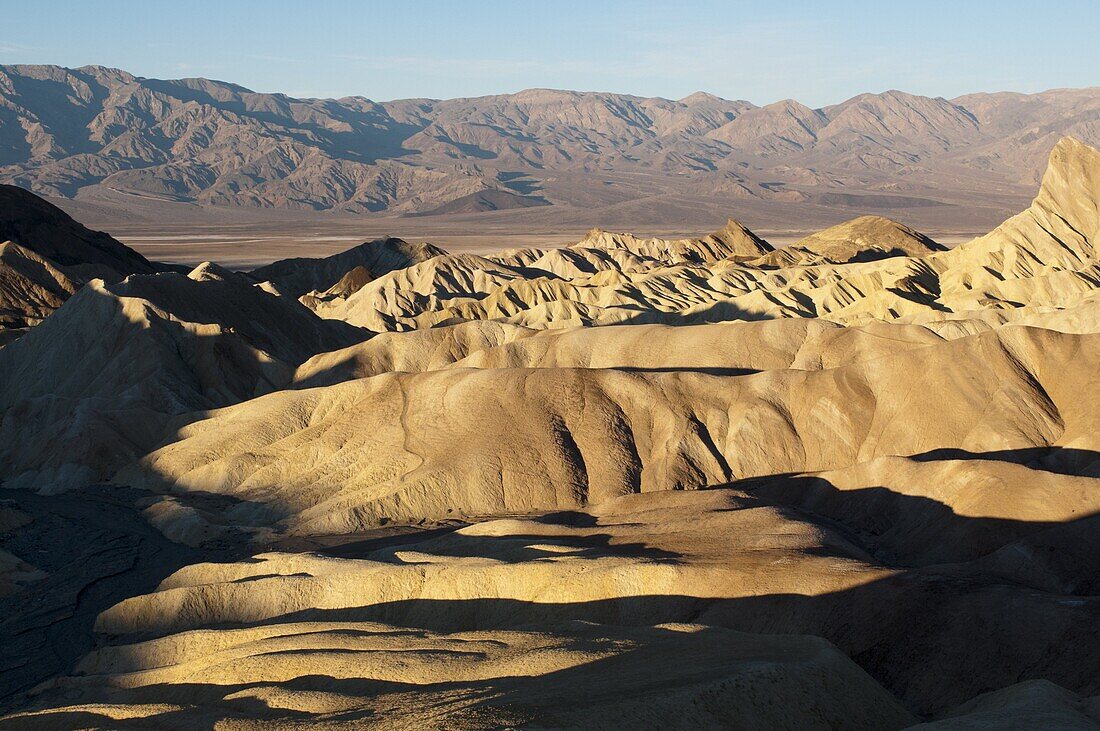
[[255, 468, 1100, 716], [733, 468, 1100, 577], [0, 485, 258, 714], [4, 452, 1100, 720], [910, 446, 1100, 477], [0, 625, 919, 729], [320, 525, 466, 558], [259, 572, 1099, 717], [616, 366, 759, 376]]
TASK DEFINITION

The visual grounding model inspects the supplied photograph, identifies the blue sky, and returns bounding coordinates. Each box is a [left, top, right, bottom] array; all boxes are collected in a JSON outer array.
[[3, 1, 1097, 105]]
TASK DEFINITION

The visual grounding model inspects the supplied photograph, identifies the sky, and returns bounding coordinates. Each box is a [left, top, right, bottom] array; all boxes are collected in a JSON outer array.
[[2, 1, 1097, 106]]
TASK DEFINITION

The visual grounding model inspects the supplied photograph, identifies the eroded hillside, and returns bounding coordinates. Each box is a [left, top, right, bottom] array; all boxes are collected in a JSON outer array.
[[0, 138, 1099, 729]]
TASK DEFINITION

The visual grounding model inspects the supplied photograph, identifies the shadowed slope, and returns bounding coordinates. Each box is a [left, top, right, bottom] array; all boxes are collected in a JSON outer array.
[[120, 324, 1099, 535], [0, 267, 366, 490], [0, 242, 77, 334], [250, 236, 445, 298], [8, 478, 1099, 723], [2, 136, 1100, 731], [0, 622, 917, 730], [750, 215, 944, 266], [310, 138, 1099, 332], [0, 183, 157, 281]]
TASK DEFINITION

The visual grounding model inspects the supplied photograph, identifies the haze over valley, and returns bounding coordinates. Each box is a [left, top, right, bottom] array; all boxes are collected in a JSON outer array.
[[3, 64, 1098, 261]]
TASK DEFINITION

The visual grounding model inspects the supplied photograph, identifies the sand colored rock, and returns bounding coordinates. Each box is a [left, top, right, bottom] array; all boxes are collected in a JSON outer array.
[[292, 320, 538, 388], [0, 269, 366, 490], [0, 622, 917, 729], [290, 316, 945, 388], [306, 139, 1098, 333], [569, 218, 774, 263], [0, 242, 77, 333], [299, 264, 375, 308], [121, 322, 1099, 536], [2, 137, 1100, 729], [749, 214, 945, 266], [10, 482, 1098, 723], [934, 136, 1100, 311], [251, 236, 445, 298]]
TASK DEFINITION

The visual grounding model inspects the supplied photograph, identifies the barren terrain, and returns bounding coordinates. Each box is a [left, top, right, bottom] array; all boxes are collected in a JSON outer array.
[[3, 65, 1098, 264], [0, 132, 1098, 729]]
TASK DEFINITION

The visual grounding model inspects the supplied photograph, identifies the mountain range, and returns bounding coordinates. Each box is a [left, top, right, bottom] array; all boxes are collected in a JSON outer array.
[[2, 64, 1098, 221]]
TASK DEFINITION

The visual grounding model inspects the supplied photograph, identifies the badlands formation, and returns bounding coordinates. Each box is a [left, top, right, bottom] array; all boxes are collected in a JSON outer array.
[[0, 137, 1097, 728]]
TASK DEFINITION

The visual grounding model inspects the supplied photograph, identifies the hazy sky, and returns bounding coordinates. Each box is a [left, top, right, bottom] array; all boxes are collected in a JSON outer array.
[[3, 1, 1097, 105]]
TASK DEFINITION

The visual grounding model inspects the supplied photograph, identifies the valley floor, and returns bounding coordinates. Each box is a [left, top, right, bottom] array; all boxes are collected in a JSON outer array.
[[53, 191, 996, 268]]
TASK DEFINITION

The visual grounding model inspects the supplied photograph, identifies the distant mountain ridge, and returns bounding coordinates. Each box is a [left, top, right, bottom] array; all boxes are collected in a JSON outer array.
[[0, 64, 1097, 216]]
